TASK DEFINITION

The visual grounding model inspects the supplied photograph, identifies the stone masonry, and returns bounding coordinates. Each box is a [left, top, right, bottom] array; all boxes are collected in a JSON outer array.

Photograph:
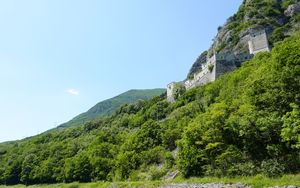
[[167, 29, 270, 102], [248, 29, 270, 54], [167, 82, 176, 102]]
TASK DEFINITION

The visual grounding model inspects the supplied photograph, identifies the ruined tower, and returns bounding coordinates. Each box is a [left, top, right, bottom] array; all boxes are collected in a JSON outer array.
[[167, 29, 269, 102], [167, 82, 176, 102], [248, 29, 270, 55]]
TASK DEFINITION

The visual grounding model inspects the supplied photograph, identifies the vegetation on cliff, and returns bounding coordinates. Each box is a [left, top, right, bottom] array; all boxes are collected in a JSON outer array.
[[187, 0, 300, 78], [1, 0, 300, 186]]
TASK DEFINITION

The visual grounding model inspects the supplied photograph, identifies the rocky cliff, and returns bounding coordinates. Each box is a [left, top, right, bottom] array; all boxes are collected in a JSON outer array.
[[187, 0, 300, 78]]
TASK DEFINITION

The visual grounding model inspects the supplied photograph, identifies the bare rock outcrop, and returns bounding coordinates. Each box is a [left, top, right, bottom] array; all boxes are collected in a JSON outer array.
[[285, 2, 300, 17]]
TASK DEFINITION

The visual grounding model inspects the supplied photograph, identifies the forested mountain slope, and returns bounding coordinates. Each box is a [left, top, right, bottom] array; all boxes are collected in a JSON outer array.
[[0, 33, 299, 185], [58, 89, 166, 128], [1, 0, 300, 185]]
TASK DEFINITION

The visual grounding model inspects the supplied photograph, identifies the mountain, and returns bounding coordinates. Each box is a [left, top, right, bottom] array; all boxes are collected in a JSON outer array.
[[187, 0, 300, 78], [1, 35, 299, 184], [58, 89, 166, 128], [0, 0, 300, 185]]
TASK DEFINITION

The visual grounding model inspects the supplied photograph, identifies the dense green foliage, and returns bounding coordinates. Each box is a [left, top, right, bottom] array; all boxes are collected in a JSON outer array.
[[58, 89, 166, 128], [0, 34, 299, 185], [178, 34, 300, 178], [1, 0, 300, 185]]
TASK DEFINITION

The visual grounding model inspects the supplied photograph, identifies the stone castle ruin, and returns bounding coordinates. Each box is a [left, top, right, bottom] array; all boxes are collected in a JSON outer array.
[[167, 29, 270, 102], [167, 82, 176, 103], [248, 29, 270, 54]]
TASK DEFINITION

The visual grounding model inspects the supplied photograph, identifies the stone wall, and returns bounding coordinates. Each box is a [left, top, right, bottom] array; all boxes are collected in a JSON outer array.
[[185, 54, 216, 90], [184, 67, 215, 90], [183, 52, 251, 91], [167, 82, 175, 102], [167, 29, 269, 102], [215, 60, 236, 78], [248, 29, 270, 54]]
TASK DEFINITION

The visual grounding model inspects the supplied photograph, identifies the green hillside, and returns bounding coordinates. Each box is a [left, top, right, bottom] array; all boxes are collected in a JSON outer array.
[[0, 33, 299, 185], [58, 89, 166, 128], [0, 0, 300, 186]]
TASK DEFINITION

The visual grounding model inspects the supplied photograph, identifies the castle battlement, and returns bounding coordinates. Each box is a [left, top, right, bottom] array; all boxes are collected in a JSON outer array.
[[167, 29, 270, 102]]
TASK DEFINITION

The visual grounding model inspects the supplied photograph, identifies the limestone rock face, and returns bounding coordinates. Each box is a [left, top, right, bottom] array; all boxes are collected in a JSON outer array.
[[186, 0, 300, 80], [285, 2, 300, 17], [186, 51, 207, 79]]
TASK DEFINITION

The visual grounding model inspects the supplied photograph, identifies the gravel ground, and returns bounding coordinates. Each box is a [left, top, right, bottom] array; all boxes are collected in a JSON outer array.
[[158, 183, 299, 188], [158, 183, 250, 188]]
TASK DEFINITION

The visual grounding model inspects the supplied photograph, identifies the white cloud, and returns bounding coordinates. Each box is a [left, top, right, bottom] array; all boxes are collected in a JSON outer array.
[[67, 89, 79, 95]]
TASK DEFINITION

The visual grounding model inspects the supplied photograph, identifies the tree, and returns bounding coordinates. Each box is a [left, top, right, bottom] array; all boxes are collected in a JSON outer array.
[[4, 156, 22, 185], [281, 103, 300, 149], [20, 154, 38, 185], [64, 153, 92, 182]]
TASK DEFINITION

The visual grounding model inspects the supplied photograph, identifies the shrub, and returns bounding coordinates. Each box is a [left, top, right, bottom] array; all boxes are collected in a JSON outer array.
[[173, 83, 186, 100], [148, 165, 167, 180], [271, 27, 285, 44], [203, 165, 223, 177], [260, 159, 285, 177], [227, 162, 259, 177], [216, 42, 226, 53], [293, 13, 300, 22], [281, 0, 295, 9], [208, 64, 214, 72]]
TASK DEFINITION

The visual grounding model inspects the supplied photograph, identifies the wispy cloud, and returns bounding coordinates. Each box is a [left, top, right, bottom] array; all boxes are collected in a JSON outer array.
[[66, 89, 79, 95]]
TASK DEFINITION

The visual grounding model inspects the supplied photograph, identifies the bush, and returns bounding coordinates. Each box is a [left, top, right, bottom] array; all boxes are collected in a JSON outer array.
[[128, 165, 168, 181], [216, 42, 226, 53], [148, 165, 167, 180], [281, 0, 295, 9], [260, 159, 285, 177], [164, 152, 175, 168], [293, 12, 300, 22], [227, 162, 259, 177], [208, 64, 214, 72], [173, 83, 186, 100], [265, 7, 281, 17], [203, 165, 223, 177], [271, 27, 285, 44]]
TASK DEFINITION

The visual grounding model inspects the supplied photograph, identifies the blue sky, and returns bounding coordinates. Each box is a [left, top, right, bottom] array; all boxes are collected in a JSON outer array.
[[0, 0, 243, 142]]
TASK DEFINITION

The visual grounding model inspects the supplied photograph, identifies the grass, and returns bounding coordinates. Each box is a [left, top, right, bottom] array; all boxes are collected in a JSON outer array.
[[0, 181, 161, 188], [173, 174, 300, 188], [0, 174, 299, 188]]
